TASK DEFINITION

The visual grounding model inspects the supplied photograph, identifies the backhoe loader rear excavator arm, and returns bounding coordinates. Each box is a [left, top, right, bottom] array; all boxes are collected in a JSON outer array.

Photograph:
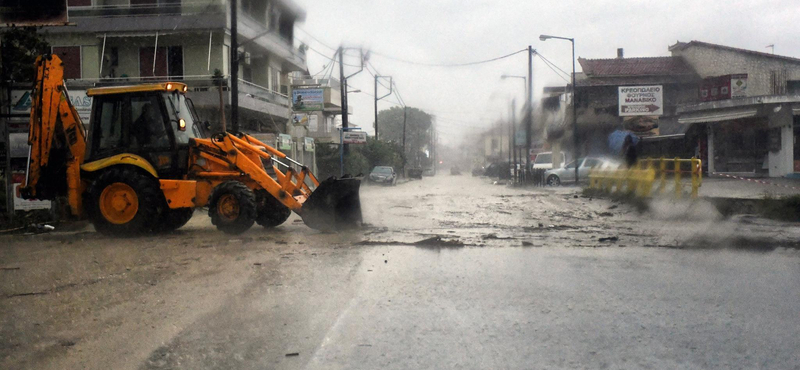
[[20, 54, 87, 216]]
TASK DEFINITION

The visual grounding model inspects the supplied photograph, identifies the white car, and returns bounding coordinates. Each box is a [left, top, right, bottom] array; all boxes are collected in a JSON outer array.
[[544, 157, 620, 186], [531, 151, 567, 170]]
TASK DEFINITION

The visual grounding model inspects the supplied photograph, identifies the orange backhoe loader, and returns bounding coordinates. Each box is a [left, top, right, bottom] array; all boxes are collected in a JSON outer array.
[[20, 54, 361, 235]]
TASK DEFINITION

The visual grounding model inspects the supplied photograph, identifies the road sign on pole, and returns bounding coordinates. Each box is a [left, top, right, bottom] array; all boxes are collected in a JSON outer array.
[[618, 85, 663, 116]]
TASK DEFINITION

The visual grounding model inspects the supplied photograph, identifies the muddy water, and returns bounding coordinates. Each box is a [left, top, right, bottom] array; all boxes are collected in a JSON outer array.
[[2, 175, 799, 369]]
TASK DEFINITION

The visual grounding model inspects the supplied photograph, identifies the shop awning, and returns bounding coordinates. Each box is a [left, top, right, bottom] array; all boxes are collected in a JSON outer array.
[[677, 108, 758, 124]]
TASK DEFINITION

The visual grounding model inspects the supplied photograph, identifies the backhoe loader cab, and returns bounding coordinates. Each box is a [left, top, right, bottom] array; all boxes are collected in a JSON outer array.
[[85, 83, 200, 179], [21, 54, 362, 235]]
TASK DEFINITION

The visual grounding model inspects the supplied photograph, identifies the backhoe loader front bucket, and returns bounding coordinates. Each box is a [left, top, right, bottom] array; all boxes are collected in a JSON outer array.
[[300, 177, 362, 231]]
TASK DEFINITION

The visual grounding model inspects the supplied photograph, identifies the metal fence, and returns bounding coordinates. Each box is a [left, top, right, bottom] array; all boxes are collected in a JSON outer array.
[[589, 157, 702, 199]]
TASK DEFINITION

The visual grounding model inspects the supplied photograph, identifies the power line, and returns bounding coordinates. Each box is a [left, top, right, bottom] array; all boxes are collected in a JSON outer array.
[[368, 48, 527, 67], [536, 51, 570, 77], [296, 26, 337, 51], [304, 44, 362, 68], [364, 61, 392, 91], [536, 54, 571, 83]]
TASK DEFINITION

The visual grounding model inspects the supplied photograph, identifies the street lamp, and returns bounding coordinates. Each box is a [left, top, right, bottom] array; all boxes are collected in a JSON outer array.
[[539, 34, 579, 184], [500, 74, 527, 100], [347, 89, 361, 93], [500, 74, 527, 183]]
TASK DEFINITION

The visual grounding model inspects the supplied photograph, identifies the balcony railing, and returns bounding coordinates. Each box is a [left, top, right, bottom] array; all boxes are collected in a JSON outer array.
[[67, 3, 224, 18], [66, 75, 289, 108]]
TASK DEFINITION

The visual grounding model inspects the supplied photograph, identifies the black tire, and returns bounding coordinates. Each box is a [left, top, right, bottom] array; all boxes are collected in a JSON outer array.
[[154, 208, 194, 233], [547, 175, 561, 186], [86, 167, 161, 236], [254, 189, 291, 228], [208, 181, 256, 234]]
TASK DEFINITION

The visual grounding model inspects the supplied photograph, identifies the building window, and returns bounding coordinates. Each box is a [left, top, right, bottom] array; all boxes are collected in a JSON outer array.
[[139, 47, 167, 78], [271, 68, 280, 93], [167, 46, 183, 79], [52, 46, 81, 79], [139, 46, 183, 79], [771, 70, 787, 95]]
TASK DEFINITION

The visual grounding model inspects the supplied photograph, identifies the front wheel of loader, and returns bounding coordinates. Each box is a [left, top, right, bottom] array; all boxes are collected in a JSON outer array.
[[254, 190, 292, 228], [208, 181, 257, 235], [87, 167, 161, 236]]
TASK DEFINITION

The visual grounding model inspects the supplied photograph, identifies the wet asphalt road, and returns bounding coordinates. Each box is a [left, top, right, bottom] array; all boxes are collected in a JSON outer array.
[[3, 175, 800, 369]]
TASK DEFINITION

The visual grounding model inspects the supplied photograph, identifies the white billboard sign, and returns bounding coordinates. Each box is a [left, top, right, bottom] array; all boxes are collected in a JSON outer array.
[[11, 89, 92, 123], [618, 85, 663, 116], [342, 131, 367, 144], [12, 184, 51, 211]]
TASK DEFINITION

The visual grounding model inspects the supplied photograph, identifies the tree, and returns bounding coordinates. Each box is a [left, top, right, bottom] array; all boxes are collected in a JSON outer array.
[[377, 107, 432, 167], [0, 27, 50, 84]]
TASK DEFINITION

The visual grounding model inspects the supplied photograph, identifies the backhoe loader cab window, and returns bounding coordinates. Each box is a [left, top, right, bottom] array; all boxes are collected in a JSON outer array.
[[130, 96, 170, 149], [164, 93, 200, 144], [96, 98, 124, 152]]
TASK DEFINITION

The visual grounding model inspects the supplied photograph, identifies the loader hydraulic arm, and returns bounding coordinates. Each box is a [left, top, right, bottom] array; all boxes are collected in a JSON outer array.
[[20, 54, 87, 215]]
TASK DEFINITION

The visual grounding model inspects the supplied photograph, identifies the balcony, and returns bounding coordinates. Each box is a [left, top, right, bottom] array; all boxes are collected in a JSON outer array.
[[67, 74, 290, 119]]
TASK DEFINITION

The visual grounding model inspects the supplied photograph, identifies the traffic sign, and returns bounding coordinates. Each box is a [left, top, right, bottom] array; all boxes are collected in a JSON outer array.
[[618, 85, 663, 116]]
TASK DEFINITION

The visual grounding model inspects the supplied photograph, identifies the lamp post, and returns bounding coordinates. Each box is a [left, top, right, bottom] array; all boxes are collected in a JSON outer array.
[[374, 75, 393, 140], [539, 34, 578, 184], [501, 74, 526, 183]]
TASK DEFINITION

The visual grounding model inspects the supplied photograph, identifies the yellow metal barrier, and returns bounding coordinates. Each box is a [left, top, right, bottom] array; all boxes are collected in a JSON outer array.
[[589, 157, 702, 199]]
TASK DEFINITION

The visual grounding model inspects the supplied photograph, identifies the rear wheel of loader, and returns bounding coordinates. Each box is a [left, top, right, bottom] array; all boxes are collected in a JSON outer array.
[[154, 207, 194, 233], [255, 190, 292, 228], [208, 181, 256, 234], [87, 167, 161, 235]]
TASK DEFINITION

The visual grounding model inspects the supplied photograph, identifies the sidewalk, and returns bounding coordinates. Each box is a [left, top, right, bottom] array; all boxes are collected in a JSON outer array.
[[699, 176, 800, 199]]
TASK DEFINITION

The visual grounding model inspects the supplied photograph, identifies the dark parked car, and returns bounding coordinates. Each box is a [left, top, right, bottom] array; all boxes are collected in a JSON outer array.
[[483, 162, 511, 179], [408, 167, 423, 179], [369, 166, 397, 185]]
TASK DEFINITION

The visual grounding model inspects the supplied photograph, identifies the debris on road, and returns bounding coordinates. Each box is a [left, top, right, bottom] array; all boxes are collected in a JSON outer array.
[[521, 241, 534, 246], [483, 233, 514, 240], [285, 352, 300, 357], [599, 236, 619, 243], [413, 236, 464, 247]]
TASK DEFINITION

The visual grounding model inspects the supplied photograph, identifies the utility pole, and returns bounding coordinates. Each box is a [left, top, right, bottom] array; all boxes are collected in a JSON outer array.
[[338, 47, 349, 155], [402, 107, 407, 174], [525, 45, 533, 182], [511, 98, 517, 182], [230, 0, 239, 132], [373, 75, 392, 140]]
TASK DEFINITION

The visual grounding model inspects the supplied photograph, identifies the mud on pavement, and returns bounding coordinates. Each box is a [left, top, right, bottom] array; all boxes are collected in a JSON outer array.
[[2, 175, 799, 369]]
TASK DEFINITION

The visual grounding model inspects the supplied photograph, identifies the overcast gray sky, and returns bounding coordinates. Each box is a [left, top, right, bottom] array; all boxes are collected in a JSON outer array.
[[292, 0, 800, 145]]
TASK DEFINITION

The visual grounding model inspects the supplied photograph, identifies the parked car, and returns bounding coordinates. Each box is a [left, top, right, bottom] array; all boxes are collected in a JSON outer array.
[[484, 161, 511, 179], [408, 167, 423, 179], [531, 151, 568, 170], [369, 166, 397, 185], [471, 166, 485, 176], [544, 157, 620, 186]]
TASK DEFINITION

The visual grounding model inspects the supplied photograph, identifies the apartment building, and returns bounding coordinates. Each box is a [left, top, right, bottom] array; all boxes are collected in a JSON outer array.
[[39, 0, 311, 155]]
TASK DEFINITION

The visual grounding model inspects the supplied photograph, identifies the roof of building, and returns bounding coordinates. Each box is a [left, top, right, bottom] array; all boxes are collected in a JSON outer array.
[[669, 41, 800, 64], [579, 56, 697, 77], [576, 56, 699, 87]]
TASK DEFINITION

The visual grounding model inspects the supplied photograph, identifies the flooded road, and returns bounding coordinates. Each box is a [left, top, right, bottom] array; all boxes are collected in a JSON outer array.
[[2, 175, 800, 369]]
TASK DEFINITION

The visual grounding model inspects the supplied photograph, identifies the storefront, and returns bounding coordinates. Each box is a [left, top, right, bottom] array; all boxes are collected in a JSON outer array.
[[677, 96, 800, 177]]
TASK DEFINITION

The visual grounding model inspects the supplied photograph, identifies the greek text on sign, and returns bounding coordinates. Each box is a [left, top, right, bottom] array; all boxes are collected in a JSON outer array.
[[618, 85, 663, 116], [342, 131, 367, 144]]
